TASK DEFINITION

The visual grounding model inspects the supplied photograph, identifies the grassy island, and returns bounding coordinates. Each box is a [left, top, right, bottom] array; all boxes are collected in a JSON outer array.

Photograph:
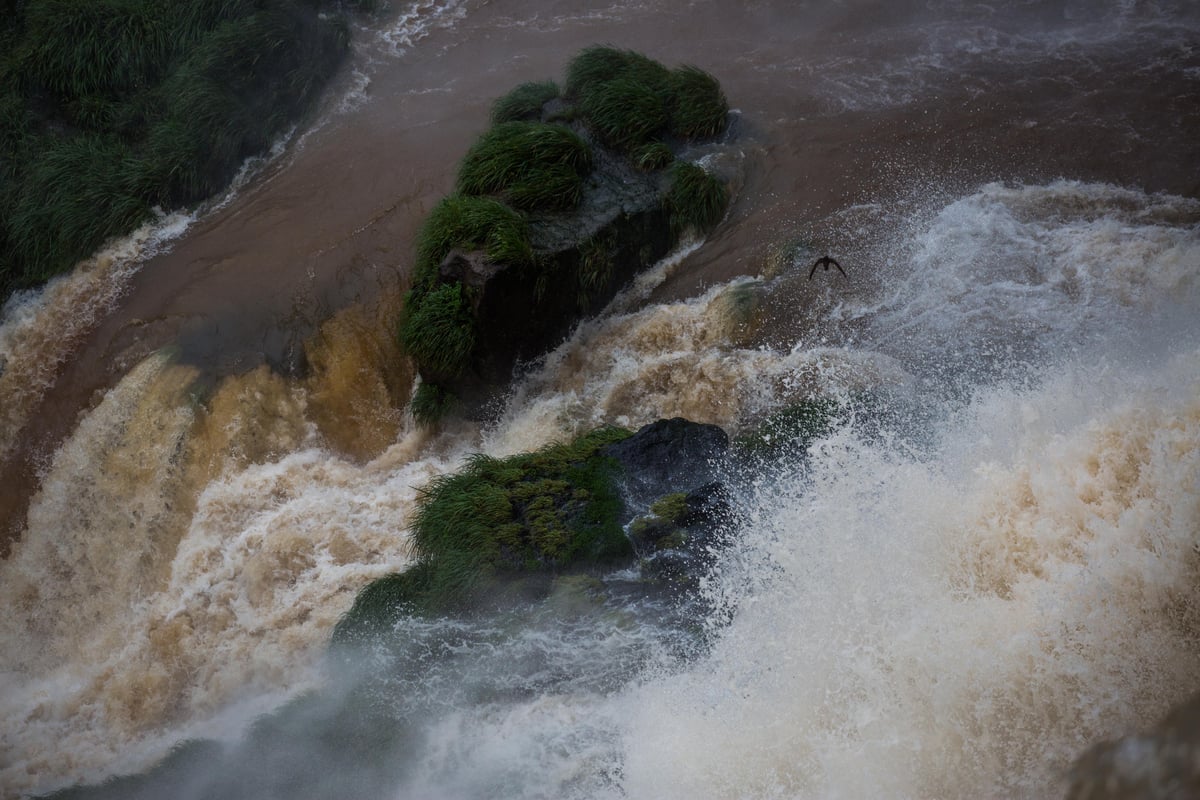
[[400, 46, 732, 424]]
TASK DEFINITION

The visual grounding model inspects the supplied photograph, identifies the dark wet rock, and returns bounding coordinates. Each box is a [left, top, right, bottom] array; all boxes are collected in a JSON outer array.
[[601, 417, 730, 517], [626, 480, 736, 596], [1065, 692, 1200, 799], [430, 145, 676, 414]]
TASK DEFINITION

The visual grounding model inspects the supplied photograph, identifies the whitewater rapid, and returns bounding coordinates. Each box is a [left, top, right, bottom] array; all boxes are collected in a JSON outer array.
[[1, 180, 1197, 798]]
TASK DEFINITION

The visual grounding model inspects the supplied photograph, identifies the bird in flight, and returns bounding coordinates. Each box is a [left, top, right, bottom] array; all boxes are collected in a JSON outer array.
[[809, 255, 846, 280]]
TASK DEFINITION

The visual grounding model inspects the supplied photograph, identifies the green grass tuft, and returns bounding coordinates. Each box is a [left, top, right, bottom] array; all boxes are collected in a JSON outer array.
[[564, 46, 671, 100], [668, 65, 729, 139], [490, 80, 559, 124], [5, 134, 153, 284], [632, 141, 674, 171], [409, 381, 456, 426], [578, 76, 669, 151], [456, 121, 592, 211], [331, 562, 438, 644], [412, 195, 532, 289], [665, 161, 729, 234], [398, 282, 477, 378]]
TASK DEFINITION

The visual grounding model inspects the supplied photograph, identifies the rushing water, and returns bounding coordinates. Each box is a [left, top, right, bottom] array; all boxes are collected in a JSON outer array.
[[2, 1, 1199, 798]]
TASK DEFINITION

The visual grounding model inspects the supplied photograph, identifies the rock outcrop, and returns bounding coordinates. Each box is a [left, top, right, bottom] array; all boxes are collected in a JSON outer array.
[[332, 417, 736, 642], [401, 47, 733, 423]]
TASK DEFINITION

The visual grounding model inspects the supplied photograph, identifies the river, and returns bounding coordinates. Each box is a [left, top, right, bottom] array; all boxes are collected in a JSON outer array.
[[1, 0, 1198, 797]]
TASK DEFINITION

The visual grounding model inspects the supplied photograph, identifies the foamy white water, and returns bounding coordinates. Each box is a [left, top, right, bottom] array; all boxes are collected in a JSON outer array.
[[2, 179, 1195, 799], [614, 348, 1200, 799]]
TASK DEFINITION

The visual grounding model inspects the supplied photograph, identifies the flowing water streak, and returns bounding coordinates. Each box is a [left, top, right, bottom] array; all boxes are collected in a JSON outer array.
[[0, 212, 193, 463], [0, 349, 449, 795], [0, 133, 300, 465]]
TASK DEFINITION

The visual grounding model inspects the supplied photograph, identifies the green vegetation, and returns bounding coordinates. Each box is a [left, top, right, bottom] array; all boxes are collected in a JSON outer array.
[[579, 76, 669, 151], [564, 46, 671, 102], [565, 47, 728, 151], [409, 381, 456, 426], [457, 122, 593, 211], [490, 80, 560, 124], [400, 196, 532, 385], [400, 46, 732, 420], [0, 0, 363, 298], [629, 492, 689, 552], [399, 283, 476, 377], [633, 141, 675, 171], [665, 161, 730, 234], [411, 195, 533, 290], [333, 427, 634, 639], [649, 492, 688, 523], [668, 65, 729, 139]]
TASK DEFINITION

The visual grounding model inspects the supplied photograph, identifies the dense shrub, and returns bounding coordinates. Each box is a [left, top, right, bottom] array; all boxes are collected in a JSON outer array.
[[0, 0, 360, 298]]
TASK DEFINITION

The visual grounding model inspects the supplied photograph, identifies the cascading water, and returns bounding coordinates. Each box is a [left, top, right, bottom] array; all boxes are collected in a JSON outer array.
[[1, 1, 1198, 798]]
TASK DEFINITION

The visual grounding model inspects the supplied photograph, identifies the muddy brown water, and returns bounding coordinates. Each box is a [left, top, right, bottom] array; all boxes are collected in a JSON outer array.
[[2, 0, 1197, 551]]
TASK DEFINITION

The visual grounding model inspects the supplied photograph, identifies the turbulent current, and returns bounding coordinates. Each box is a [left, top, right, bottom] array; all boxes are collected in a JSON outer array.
[[2, 1, 1199, 799]]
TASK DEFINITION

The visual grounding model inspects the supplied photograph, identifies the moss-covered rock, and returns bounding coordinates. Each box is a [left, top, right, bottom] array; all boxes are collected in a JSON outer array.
[[334, 418, 738, 642], [333, 427, 635, 639], [399, 47, 734, 423]]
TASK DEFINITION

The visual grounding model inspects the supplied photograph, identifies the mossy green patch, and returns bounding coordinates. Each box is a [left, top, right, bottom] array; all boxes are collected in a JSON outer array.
[[490, 80, 559, 124], [734, 396, 846, 459], [333, 426, 634, 635], [649, 492, 688, 524]]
